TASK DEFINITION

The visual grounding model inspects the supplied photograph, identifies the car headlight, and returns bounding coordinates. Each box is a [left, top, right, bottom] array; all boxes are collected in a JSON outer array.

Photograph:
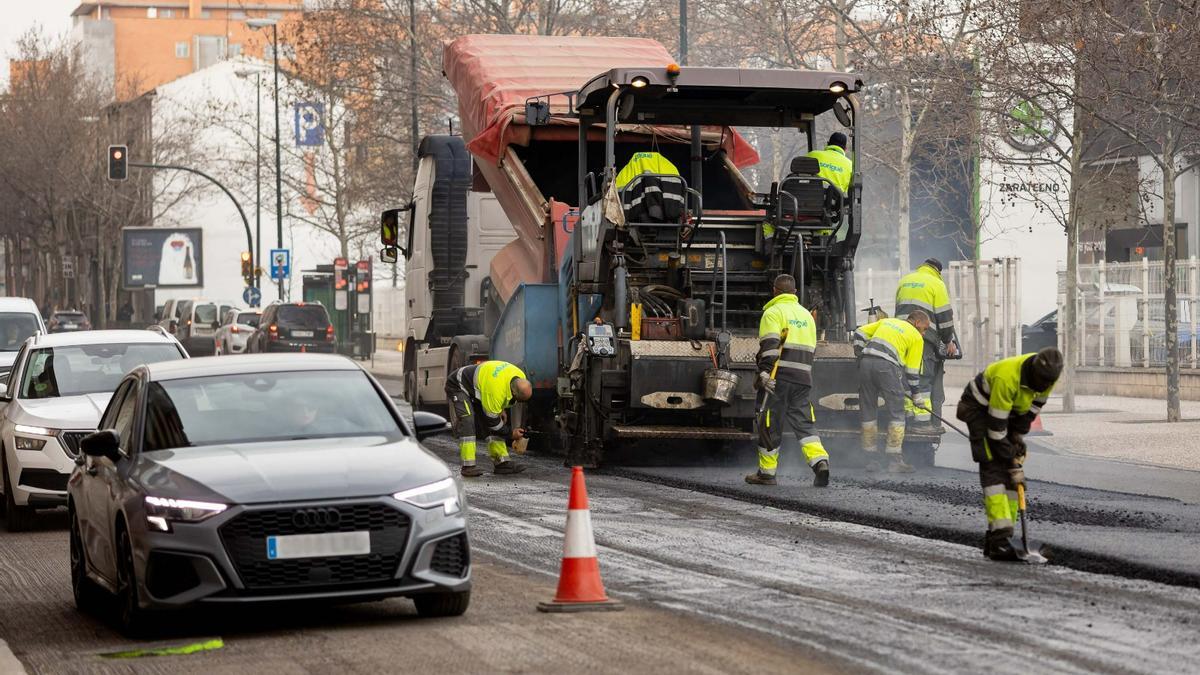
[[144, 495, 228, 532], [393, 477, 462, 516], [13, 424, 55, 451]]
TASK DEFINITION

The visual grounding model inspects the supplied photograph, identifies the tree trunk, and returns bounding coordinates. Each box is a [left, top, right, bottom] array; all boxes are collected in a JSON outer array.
[[1163, 144, 1180, 422], [898, 93, 913, 272], [1062, 98, 1084, 413]]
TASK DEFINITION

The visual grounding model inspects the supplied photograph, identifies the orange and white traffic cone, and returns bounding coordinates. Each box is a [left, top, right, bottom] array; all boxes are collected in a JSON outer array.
[[537, 466, 624, 613], [1027, 415, 1051, 437]]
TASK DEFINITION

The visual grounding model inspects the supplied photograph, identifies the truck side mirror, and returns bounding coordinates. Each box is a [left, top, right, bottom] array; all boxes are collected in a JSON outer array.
[[380, 204, 416, 260]]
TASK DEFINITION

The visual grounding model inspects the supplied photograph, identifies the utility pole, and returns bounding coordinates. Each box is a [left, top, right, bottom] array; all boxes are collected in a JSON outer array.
[[272, 22, 284, 302], [678, 0, 688, 66]]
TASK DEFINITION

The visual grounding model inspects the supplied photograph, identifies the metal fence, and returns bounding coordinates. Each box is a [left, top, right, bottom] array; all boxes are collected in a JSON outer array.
[[856, 258, 1024, 372], [1058, 258, 1200, 368]]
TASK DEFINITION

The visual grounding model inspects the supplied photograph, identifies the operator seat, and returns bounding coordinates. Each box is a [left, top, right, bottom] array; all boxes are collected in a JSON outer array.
[[778, 156, 835, 226]]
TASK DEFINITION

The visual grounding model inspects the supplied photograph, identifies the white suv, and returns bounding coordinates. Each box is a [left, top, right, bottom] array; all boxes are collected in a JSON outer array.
[[0, 330, 187, 530], [0, 297, 47, 379]]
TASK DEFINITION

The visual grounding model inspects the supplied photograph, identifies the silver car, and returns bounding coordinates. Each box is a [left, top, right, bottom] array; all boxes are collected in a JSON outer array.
[[0, 330, 187, 530], [68, 354, 466, 636]]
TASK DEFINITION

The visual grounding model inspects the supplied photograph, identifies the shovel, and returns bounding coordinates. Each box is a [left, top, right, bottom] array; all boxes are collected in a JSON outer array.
[[1009, 482, 1048, 564]]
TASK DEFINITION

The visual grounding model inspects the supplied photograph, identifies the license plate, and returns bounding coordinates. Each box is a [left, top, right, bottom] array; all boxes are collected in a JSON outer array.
[[292, 330, 314, 338], [63, 323, 77, 329], [266, 531, 370, 560]]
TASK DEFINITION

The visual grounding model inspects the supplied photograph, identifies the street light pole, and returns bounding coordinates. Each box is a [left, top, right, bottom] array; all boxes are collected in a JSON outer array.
[[271, 23, 284, 302], [237, 67, 264, 303], [248, 17, 285, 302]]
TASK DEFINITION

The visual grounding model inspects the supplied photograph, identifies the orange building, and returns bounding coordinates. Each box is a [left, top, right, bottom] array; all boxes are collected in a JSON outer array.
[[70, 0, 304, 99]]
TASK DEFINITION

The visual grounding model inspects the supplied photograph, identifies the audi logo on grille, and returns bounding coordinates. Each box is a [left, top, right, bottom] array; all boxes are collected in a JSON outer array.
[[292, 508, 342, 529]]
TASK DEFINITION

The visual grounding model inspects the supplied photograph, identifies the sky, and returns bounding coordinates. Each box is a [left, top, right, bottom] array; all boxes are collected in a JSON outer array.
[[1, 0, 77, 87]]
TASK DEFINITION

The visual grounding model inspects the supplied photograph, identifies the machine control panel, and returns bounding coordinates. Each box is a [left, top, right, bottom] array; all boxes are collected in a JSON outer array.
[[587, 323, 616, 357]]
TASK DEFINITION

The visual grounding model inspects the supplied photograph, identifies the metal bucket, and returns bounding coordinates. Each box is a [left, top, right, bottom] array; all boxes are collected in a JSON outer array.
[[702, 368, 740, 405]]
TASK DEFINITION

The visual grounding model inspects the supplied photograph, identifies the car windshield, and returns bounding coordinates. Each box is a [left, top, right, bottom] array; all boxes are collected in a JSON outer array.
[[21, 343, 184, 398], [237, 312, 260, 327], [0, 313, 40, 352], [278, 305, 329, 329], [142, 370, 402, 451], [194, 304, 219, 324]]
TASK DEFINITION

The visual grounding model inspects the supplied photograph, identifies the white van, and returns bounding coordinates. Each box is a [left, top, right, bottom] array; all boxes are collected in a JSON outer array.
[[0, 298, 47, 376]]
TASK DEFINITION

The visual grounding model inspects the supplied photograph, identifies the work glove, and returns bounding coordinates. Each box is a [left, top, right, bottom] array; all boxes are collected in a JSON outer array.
[[1008, 465, 1026, 487], [512, 427, 526, 441], [1008, 434, 1028, 459], [756, 371, 776, 395]]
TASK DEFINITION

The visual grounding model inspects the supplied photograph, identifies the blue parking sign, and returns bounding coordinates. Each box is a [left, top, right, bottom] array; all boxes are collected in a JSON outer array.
[[270, 249, 290, 280], [295, 102, 325, 146]]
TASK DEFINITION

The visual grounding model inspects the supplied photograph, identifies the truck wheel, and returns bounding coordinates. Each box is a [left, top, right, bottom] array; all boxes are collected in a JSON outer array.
[[405, 369, 420, 409]]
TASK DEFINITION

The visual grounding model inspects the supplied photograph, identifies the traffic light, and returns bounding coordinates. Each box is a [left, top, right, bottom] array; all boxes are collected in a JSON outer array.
[[240, 251, 253, 283], [107, 145, 128, 181]]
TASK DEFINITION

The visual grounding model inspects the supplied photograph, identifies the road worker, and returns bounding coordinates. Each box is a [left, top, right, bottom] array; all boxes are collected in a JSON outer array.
[[955, 348, 1062, 560], [853, 310, 931, 473], [805, 132, 853, 195], [444, 359, 533, 477], [895, 258, 958, 428], [746, 274, 831, 487]]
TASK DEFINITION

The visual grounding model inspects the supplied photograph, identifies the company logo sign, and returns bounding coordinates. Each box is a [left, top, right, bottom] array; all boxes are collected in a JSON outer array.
[[1001, 98, 1061, 153]]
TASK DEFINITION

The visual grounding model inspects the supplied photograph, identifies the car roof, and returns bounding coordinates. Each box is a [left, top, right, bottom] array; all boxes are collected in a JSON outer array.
[[146, 353, 362, 381], [0, 297, 39, 312], [28, 329, 179, 349]]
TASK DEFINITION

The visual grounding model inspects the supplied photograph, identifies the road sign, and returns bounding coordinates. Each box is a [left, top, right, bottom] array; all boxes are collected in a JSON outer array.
[[270, 249, 290, 281], [62, 256, 75, 279], [243, 286, 262, 307]]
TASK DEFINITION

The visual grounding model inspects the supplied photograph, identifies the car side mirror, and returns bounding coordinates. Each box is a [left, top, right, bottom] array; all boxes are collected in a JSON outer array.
[[80, 429, 121, 462], [412, 410, 449, 441]]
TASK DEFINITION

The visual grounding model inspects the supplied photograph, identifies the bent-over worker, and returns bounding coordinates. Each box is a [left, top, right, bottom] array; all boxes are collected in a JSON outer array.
[[853, 310, 931, 473], [745, 274, 831, 487], [955, 348, 1062, 560], [444, 359, 533, 477]]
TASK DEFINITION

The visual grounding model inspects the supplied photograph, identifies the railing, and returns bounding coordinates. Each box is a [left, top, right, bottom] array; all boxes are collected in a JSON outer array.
[[1059, 257, 1200, 368]]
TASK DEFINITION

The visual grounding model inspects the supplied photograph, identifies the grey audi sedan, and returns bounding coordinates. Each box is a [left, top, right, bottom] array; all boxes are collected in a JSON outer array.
[[67, 354, 467, 636]]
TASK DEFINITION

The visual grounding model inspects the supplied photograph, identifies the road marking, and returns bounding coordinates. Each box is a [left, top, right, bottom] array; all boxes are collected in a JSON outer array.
[[0, 639, 25, 674], [100, 638, 224, 659]]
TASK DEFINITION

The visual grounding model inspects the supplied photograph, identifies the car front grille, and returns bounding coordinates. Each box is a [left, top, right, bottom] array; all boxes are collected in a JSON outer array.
[[58, 431, 90, 459], [429, 534, 469, 578], [219, 503, 410, 592]]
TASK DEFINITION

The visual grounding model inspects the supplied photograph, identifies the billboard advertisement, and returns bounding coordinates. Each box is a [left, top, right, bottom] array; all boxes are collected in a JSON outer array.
[[122, 227, 204, 289]]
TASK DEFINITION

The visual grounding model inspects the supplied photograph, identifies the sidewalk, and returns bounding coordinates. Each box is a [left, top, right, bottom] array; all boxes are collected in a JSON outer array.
[[367, 342, 405, 379], [943, 394, 1200, 473]]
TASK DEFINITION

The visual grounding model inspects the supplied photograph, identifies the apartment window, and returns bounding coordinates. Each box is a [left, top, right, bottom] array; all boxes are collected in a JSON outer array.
[[265, 44, 296, 62], [267, 11, 284, 19], [147, 7, 157, 18], [229, 43, 243, 57], [231, 11, 247, 19], [175, 42, 189, 58], [200, 10, 212, 19], [162, 8, 174, 18]]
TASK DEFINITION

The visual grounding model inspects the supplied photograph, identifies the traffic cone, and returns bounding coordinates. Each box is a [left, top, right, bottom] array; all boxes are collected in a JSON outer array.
[[537, 467, 624, 613], [1027, 415, 1051, 437]]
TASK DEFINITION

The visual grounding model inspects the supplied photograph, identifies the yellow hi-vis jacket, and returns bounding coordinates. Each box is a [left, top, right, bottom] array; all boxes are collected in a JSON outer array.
[[895, 263, 955, 344], [756, 293, 817, 386], [805, 145, 853, 194], [965, 353, 1057, 459], [853, 318, 924, 392], [615, 151, 681, 189], [469, 360, 526, 433]]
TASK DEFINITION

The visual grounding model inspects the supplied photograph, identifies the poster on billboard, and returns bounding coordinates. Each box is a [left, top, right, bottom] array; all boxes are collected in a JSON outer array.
[[122, 227, 204, 289]]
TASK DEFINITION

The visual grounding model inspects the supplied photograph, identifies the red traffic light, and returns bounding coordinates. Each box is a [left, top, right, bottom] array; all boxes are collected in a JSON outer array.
[[107, 145, 128, 181]]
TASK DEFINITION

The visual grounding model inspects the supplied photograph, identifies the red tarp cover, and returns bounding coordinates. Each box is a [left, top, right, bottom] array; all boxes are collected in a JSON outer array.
[[443, 34, 760, 167]]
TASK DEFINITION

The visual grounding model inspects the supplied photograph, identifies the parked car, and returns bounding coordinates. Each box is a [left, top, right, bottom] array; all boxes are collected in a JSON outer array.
[[246, 302, 336, 354], [175, 299, 235, 357], [0, 330, 187, 531], [0, 297, 46, 378], [155, 299, 185, 335], [214, 308, 261, 355], [69, 354, 464, 635], [48, 310, 92, 333]]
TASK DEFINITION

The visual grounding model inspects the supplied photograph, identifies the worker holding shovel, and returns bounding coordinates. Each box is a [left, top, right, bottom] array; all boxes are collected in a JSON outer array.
[[745, 274, 830, 487], [955, 348, 1062, 561]]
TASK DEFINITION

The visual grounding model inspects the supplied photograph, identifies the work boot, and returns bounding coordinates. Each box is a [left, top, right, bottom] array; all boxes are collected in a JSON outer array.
[[887, 456, 915, 474], [983, 529, 1020, 561], [492, 459, 527, 475], [812, 460, 830, 487], [461, 465, 484, 478], [863, 453, 884, 472], [744, 472, 777, 486]]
